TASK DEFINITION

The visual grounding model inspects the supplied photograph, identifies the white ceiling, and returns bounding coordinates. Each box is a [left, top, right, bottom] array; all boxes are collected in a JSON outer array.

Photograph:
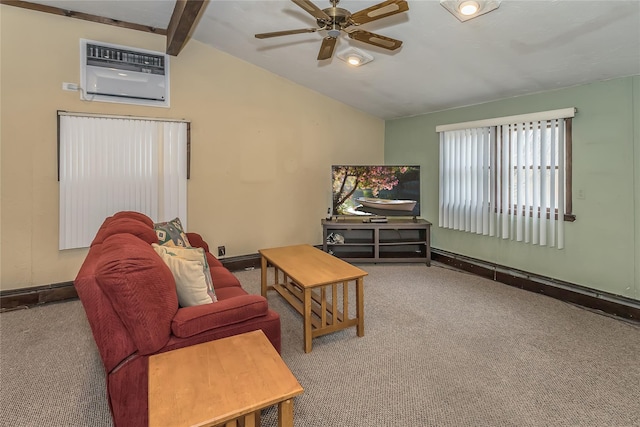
[[27, 0, 640, 119]]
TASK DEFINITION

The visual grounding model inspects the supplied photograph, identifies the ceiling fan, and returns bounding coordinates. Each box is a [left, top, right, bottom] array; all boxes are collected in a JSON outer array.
[[255, 0, 409, 61]]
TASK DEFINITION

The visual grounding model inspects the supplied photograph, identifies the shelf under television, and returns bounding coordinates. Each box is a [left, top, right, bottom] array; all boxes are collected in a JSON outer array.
[[378, 240, 427, 245], [327, 240, 374, 245], [321, 219, 431, 265]]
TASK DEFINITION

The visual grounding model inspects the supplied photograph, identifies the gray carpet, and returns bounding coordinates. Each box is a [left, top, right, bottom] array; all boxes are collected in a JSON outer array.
[[1, 263, 639, 426]]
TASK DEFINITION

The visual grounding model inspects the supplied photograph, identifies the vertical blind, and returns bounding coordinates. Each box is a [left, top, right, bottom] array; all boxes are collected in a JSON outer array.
[[437, 108, 574, 249], [58, 113, 188, 250]]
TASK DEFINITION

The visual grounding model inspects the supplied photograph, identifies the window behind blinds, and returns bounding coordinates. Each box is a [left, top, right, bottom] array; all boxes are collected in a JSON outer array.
[[58, 112, 188, 250], [437, 108, 575, 249]]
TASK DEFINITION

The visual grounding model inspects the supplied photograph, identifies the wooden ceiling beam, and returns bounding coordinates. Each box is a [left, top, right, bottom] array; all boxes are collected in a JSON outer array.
[[166, 0, 207, 56], [0, 0, 167, 35]]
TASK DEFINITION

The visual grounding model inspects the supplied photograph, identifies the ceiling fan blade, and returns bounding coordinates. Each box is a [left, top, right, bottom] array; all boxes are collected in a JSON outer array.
[[255, 28, 319, 39], [291, 0, 331, 21], [348, 30, 403, 50], [350, 0, 409, 25], [317, 36, 337, 60]]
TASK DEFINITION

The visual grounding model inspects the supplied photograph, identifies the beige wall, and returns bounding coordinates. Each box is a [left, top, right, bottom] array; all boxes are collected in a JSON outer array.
[[0, 6, 384, 291]]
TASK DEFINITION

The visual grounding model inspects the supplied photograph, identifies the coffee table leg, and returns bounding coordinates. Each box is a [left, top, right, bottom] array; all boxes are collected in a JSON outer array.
[[356, 277, 364, 337], [278, 398, 294, 427], [304, 288, 312, 353], [253, 409, 261, 427], [236, 411, 258, 427], [260, 256, 267, 297]]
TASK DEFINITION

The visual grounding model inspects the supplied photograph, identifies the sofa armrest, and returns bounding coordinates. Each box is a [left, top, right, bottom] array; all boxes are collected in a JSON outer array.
[[171, 295, 269, 338], [186, 232, 210, 253]]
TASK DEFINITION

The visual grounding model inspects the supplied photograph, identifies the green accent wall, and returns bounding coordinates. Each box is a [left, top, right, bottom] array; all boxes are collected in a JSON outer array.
[[634, 76, 640, 301], [385, 76, 639, 301]]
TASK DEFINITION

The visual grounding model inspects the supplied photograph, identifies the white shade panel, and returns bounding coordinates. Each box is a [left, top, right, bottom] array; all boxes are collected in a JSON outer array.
[[59, 114, 188, 250], [439, 114, 569, 249]]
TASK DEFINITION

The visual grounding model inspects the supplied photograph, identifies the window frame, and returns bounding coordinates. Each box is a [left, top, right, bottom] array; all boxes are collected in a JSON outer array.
[[493, 118, 575, 222], [57, 111, 190, 250]]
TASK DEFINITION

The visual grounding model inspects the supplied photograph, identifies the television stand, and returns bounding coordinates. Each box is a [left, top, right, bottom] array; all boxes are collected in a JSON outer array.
[[322, 218, 431, 265]]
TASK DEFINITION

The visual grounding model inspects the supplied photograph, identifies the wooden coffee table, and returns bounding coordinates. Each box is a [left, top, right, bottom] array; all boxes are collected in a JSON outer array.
[[148, 330, 303, 427], [259, 244, 368, 353]]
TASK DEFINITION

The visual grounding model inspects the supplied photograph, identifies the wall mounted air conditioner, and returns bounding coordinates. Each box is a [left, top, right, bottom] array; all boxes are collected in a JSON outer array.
[[80, 39, 170, 107]]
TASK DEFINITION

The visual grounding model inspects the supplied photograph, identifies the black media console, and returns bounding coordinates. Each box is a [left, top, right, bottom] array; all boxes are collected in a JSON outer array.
[[321, 218, 431, 265]]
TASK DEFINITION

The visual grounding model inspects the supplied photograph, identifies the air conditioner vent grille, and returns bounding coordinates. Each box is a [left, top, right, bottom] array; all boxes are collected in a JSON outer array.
[[87, 43, 165, 75]]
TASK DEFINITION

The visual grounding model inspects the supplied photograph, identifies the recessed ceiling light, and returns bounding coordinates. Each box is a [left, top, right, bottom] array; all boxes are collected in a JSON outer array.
[[459, 1, 479, 16], [337, 48, 374, 67], [440, 0, 501, 22], [347, 55, 362, 66]]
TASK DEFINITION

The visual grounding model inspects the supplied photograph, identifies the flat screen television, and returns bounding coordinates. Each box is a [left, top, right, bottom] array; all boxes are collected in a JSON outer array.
[[331, 165, 420, 217]]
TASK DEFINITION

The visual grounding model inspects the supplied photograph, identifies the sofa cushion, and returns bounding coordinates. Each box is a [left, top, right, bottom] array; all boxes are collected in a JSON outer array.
[[205, 252, 224, 268], [112, 211, 154, 227], [185, 232, 210, 254], [90, 219, 112, 247], [209, 266, 243, 288], [93, 218, 158, 246], [95, 234, 178, 355], [74, 244, 139, 373], [154, 217, 191, 247], [152, 244, 217, 307], [171, 292, 268, 338], [183, 233, 223, 267]]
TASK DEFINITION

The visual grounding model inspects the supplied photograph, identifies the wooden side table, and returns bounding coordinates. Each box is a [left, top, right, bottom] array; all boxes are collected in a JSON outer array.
[[149, 330, 303, 427]]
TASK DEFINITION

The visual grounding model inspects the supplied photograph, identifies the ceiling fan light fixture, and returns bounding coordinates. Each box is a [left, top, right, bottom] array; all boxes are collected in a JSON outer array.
[[440, 0, 501, 22], [337, 47, 373, 67]]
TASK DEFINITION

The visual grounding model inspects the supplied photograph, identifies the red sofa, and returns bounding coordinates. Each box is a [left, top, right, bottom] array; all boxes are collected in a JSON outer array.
[[74, 211, 281, 427]]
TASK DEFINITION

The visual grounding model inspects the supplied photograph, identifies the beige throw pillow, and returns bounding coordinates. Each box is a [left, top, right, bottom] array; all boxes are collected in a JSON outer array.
[[152, 244, 217, 307]]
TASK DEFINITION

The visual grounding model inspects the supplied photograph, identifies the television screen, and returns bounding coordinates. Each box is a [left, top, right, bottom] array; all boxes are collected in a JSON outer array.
[[331, 165, 420, 217]]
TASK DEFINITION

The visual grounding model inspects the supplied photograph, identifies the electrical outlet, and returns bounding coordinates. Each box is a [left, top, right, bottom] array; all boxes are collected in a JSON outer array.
[[217, 246, 226, 257]]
